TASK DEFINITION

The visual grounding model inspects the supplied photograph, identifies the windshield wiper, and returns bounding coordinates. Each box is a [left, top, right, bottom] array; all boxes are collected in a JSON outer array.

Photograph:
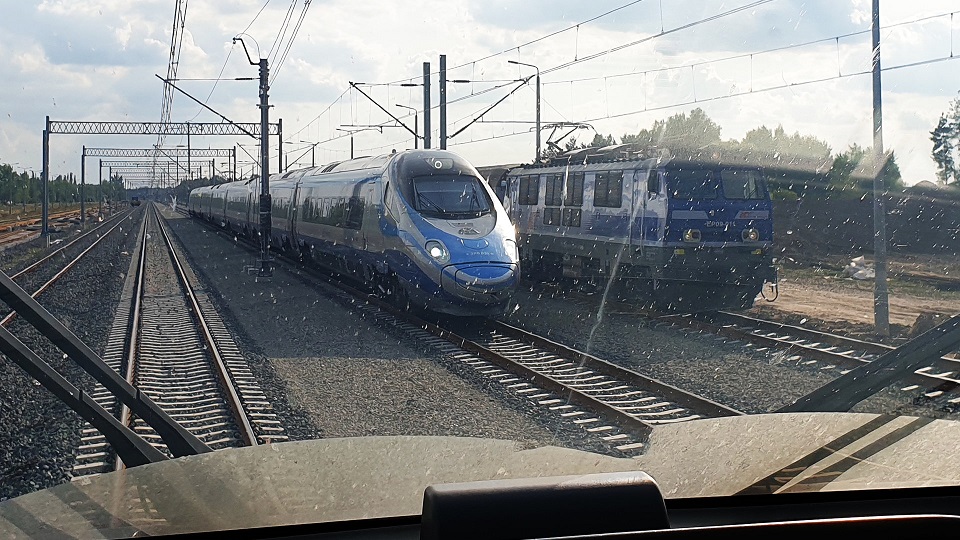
[[417, 192, 446, 215]]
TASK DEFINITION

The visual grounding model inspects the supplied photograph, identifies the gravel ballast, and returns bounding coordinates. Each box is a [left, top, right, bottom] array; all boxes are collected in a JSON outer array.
[[161, 208, 600, 451], [0, 208, 144, 501], [501, 281, 955, 418]]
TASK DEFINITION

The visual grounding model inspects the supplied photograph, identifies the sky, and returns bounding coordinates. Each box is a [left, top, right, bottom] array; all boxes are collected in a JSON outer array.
[[1, 0, 959, 186]]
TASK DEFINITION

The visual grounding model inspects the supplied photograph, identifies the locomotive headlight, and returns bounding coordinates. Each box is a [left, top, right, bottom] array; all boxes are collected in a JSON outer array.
[[425, 240, 450, 263], [742, 228, 760, 242], [683, 229, 701, 243]]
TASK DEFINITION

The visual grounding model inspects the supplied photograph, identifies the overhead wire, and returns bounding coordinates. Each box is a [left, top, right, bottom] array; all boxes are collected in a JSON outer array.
[[269, 0, 298, 64], [271, 0, 312, 84]]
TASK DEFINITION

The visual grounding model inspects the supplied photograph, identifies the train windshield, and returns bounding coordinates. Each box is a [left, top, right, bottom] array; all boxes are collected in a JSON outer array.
[[720, 169, 767, 200], [411, 175, 493, 219], [665, 169, 719, 200]]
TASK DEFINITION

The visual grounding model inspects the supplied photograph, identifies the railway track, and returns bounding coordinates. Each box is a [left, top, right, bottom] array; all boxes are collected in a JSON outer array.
[[663, 310, 960, 400], [2, 209, 134, 328], [73, 203, 285, 476], [560, 287, 960, 403], [177, 207, 741, 454]]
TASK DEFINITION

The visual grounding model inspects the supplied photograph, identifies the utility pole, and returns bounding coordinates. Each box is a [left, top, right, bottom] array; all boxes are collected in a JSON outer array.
[[186, 122, 192, 183], [80, 146, 86, 225], [439, 54, 447, 150], [872, 0, 889, 337], [508, 60, 541, 163], [234, 36, 272, 277], [41, 116, 49, 241], [423, 62, 431, 149]]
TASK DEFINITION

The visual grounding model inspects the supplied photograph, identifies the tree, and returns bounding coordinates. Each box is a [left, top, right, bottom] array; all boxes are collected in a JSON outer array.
[[828, 144, 902, 192], [621, 107, 722, 152], [931, 112, 957, 185]]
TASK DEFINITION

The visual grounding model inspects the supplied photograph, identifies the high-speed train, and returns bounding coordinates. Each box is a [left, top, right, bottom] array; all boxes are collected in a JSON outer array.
[[189, 150, 519, 316], [480, 145, 778, 310]]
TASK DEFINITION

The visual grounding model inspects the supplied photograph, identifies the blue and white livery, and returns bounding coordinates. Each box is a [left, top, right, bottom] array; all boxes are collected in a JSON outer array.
[[483, 146, 777, 310], [189, 150, 519, 316]]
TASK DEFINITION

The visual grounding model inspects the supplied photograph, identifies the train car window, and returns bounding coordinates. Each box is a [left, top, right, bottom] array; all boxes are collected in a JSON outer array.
[[667, 169, 718, 199], [720, 169, 766, 200], [544, 175, 563, 207], [519, 175, 540, 205], [593, 171, 624, 208], [345, 197, 364, 229], [543, 207, 562, 225], [564, 172, 584, 206], [336, 197, 347, 227], [562, 208, 582, 227]]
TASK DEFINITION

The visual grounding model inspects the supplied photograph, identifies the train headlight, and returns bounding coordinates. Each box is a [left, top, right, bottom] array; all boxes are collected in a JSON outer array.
[[683, 229, 701, 243], [503, 238, 519, 261], [425, 240, 450, 263], [742, 228, 760, 242]]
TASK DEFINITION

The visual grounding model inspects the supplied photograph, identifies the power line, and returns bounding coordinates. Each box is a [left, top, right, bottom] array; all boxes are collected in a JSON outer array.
[[541, 9, 960, 87], [578, 53, 960, 124], [269, 0, 298, 63], [541, 0, 774, 77], [241, 0, 271, 36], [383, 0, 652, 84], [271, 0, 312, 84]]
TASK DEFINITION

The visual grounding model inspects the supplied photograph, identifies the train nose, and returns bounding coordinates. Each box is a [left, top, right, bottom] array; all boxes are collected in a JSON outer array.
[[440, 263, 518, 303]]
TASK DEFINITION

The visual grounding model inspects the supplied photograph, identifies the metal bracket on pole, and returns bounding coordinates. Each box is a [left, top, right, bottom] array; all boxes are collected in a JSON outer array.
[[0, 270, 212, 457], [779, 313, 960, 413]]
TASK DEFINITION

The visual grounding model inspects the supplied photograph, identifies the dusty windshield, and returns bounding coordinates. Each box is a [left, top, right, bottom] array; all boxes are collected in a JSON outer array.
[[2, 0, 960, 536]]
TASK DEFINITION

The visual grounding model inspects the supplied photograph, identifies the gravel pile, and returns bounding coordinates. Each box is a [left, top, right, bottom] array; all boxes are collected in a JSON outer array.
[[162, 209, 612, 454], [0, 208, 143, 501], [500, 281, 956, 419]]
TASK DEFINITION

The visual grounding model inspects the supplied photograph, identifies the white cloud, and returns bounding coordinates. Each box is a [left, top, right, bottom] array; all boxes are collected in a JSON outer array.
[[1, 0, 959, 185]]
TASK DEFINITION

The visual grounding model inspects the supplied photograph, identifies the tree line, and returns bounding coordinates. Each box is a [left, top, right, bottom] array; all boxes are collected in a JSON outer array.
[[548, 107, 908, 198], [0, 163, 125, 207]]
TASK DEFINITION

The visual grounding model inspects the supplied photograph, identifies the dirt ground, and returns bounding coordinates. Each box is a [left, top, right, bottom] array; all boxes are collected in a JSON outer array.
[[748, 262, 960, 342]]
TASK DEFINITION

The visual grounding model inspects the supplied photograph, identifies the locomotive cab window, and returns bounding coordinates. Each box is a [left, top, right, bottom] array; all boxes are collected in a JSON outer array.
[[667, 169, 719, 199], [593, 170, 623, 208], [647, 170, 662, 197], [720, 169, 767, 200], [411, 174, 492, 219]]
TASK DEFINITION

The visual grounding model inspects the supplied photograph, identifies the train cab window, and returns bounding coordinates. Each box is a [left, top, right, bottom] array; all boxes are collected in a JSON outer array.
[[593, 171, 623, 208], [519, 175, 540, 205], [720, 169, 766, 200], [647, 170, 662, 198], [410, 175, 493, 219], [564, 172, 584, 206], [667, 169, 718, 199]]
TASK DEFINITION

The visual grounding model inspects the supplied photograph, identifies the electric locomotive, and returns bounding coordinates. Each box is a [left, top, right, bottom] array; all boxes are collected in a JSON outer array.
[[189, 150, 519, 316], [483, 145, 777, 311]]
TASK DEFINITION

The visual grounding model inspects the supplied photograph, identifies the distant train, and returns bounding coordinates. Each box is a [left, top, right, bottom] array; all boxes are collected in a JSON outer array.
[[189, 150, 518, 316], [130, 196, 141, 207], [479, 145, 777, 310]]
